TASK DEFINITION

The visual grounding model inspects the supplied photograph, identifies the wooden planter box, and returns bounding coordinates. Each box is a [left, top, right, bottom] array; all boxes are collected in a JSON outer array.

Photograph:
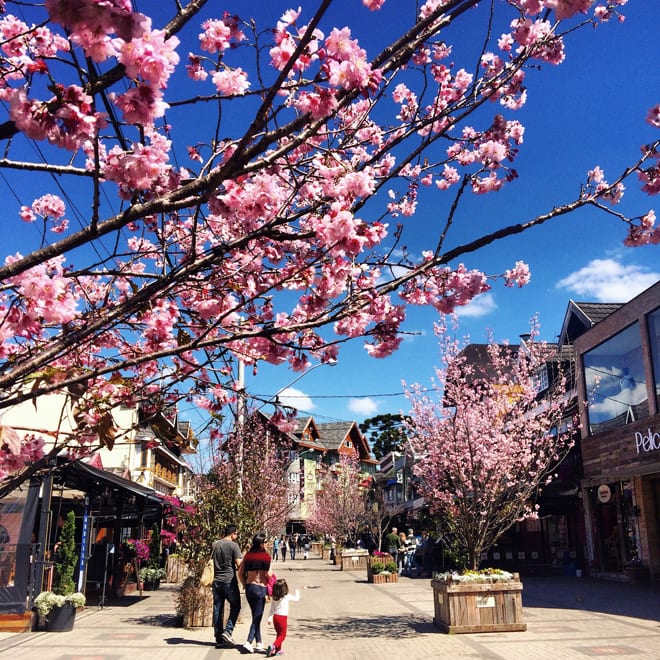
[[369, 572, 398, 584], [432, 574, 526, 634], [367, 554, 398, 583], [338, 550, 369, 571], [311, 542, 323, 557]]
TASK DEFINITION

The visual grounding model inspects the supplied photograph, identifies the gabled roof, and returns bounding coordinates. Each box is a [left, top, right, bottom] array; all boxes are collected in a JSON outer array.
[[316, 421, 376, 462], [315, 421, 355, 451], [292, 416, 324, 450], [558, 300, 623, 346], [457, 343, 519, 381]]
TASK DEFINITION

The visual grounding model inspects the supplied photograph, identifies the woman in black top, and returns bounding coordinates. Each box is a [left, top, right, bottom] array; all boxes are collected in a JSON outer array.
[[237, 533, 272, 653]]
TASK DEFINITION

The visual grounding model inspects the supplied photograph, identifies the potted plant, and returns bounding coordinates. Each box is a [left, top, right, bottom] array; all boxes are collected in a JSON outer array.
[[140, 524, 164, 590], [34, 511, 86, 632], [139, 566, 167, 590]]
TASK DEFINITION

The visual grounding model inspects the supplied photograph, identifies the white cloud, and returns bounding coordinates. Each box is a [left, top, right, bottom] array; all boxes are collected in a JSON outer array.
[[348, 397, 379, 416], [277, 387, 315, 412], [556, 259, 659, 302], [455, 292, 497, 318]]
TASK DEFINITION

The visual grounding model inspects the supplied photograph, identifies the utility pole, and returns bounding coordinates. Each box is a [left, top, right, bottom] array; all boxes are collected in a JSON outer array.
[[237, 359, 245, 496]]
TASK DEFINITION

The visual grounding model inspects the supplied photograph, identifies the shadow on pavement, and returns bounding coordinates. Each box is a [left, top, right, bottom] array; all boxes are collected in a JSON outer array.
[[293, 614, 429, 640], [124, 612, 181, 627], [164, 636, 216, 647], [522, 576, 660, 622]]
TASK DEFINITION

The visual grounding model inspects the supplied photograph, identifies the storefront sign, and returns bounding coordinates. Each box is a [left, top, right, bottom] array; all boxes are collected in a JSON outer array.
[[634, 428, 660, 454], [597, 484, 611, 503]]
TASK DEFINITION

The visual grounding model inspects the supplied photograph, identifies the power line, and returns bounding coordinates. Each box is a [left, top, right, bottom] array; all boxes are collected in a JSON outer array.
[[250, 387, 440, 400]]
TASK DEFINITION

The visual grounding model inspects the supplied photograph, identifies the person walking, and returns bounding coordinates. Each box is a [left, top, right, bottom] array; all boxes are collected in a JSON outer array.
[[280, 534, 287, 561], [238, 533, 272, 654], [272, 535, 279, 561], [266, 578, 300, 657], [288, 534, 296, 560], [211, 524, 242, 648]]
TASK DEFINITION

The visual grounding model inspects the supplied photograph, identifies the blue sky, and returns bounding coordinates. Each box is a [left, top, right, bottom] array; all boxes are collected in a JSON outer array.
[[187, 1, 660, 432], [2, 1, 658, 447]]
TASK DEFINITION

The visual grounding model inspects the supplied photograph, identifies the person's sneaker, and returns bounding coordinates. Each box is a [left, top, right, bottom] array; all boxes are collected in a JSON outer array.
[[255, 642, 264, 652], [221, 631, 236, 645], [266, 647, 275, 657], [243, 640, 254, 654]]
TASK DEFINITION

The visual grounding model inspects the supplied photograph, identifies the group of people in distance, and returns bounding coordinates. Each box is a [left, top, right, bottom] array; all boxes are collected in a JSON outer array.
[[271, 532, 311, 561], [210, 525, 300, 657], [383, 527, 421, 575]]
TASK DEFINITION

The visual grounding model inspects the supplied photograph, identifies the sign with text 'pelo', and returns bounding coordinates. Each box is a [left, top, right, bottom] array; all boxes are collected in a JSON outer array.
[[635, 428, 660, 454]]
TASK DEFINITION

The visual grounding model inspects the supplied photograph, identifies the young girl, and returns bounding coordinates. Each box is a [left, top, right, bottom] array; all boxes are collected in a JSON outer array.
[[266, 578, 300, 657]]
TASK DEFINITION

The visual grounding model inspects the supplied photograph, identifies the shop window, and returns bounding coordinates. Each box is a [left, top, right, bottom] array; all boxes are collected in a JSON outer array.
[[583, 322, 649, 434], [648, 307, 660, 409]]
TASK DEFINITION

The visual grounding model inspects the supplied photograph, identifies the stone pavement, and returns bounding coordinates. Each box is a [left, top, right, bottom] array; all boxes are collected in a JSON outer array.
[[0, 555, 658, 659]]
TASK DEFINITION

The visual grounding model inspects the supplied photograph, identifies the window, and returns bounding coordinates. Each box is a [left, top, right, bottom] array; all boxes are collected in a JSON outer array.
[[648, 307, 660, 409], [583, 322, 648, 434], [533, 364, 549, 394], [287, 492, 299, 505], [288, 471, 300, 484]]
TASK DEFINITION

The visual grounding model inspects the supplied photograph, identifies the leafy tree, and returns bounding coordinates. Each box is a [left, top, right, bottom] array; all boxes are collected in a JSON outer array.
[[0, 1, 657, 494], [147, 523, 161, 570], [306, 453, 367, 545], [53, 511, 77, 596], [360, 413, 411, 459], [363, 474, 396, 552], [406, 324, 575, 570]]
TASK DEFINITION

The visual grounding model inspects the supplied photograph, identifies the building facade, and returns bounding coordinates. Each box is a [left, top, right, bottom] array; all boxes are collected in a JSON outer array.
[[572, 281, 660, 580]]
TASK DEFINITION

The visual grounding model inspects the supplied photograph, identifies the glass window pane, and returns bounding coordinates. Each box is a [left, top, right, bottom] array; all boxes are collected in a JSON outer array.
[[648, 307, 660, 409], [583, 322, 648, 434]]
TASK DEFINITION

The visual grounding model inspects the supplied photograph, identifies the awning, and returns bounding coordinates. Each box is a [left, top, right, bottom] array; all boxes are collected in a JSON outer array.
[[66, 461, 162, 502], [54, 460, 163, 524]]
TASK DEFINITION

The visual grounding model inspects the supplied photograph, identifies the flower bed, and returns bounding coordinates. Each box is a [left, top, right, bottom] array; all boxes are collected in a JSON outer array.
[[431, 570, 526, 634]]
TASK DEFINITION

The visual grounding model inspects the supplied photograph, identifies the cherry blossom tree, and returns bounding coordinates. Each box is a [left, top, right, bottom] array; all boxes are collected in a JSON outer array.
[[306, 452, 367, 544], [0, 1, 657, 491], [406, 324, 575, 570]]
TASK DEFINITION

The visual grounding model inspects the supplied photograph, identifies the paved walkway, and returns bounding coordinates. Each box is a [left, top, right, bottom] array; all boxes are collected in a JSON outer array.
[[0, 555, 658, 659]]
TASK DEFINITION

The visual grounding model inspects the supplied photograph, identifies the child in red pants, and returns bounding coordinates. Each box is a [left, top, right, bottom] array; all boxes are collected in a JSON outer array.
[[266, 578, 300, 657]]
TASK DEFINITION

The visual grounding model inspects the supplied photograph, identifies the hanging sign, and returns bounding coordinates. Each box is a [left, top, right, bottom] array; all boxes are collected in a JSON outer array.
[[597, 484, 612, 504]]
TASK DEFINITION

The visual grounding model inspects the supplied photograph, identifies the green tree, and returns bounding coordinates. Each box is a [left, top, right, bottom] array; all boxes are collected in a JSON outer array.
[[360, 413, 410, 460]]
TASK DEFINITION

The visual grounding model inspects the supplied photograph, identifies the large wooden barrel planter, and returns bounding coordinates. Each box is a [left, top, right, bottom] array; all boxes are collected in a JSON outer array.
[[431, 573, 526, 634]]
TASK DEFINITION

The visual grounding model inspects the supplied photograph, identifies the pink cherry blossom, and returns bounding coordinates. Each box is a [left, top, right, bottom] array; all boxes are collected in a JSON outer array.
[[211, 67, 250, 96]]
